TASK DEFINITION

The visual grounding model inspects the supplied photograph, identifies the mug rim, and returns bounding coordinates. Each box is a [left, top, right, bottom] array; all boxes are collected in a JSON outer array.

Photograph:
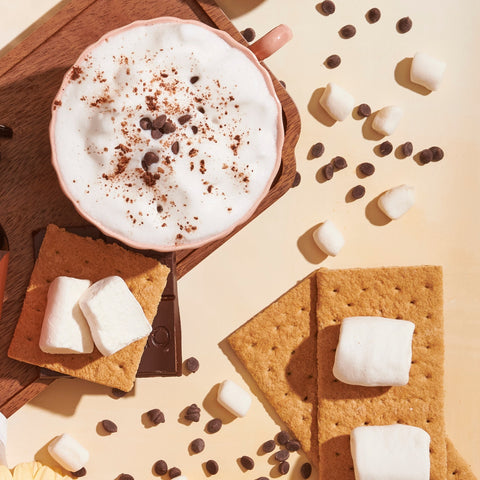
[[49, 16, 285, 252]]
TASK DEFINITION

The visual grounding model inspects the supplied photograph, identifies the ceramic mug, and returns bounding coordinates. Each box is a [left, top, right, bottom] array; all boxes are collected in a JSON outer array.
[[50, 17, 292, 251]]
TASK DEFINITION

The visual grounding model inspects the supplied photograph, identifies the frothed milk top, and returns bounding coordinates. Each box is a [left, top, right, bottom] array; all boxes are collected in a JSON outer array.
[[52, 21, 281, 249]]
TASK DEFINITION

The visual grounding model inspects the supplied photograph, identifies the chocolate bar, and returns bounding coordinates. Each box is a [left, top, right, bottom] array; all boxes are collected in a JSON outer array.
[[33, 226, 182, 378], [0, 224, 9, 322]]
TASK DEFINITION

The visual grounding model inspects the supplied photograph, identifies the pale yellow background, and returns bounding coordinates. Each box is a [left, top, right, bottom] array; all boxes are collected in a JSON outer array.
[[1, 0, 479, 478]]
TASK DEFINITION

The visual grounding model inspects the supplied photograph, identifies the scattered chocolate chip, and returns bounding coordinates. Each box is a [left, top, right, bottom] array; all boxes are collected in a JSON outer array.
[[171, 141, 179, 155], [279, 80, 286, 88], [156, 204, 163, 213], [118, 474, 134, 480], [185, 356, 200, 373], [366, 8, 381, 23], [240, 456, 255, 470], [206, 418, 222, 433], [262, 440, 276, 453], [152, 115, 167, 129], [285, 439, 301, 452], [292, 171, 301, 188], [185, 404, 201, 422], [333, 156, 348, 170], [198, 106, 206, 114], [311, 142, 325, 158], [325, 54, 341, 68], [139, 117, 152, 130], [276, 431, 290, 445], [351, 185, 366, 199], [101, 419, 118, 433], [190, 438, 205, 454], [301, 462, 313, 479], [357, 103, 371, 117], [256, 478, 269, 480], [162, 120, 176, 134], [154, 460, 168, 476], [178, 114, 192, 125], [111, 388, 127, 398], [71, 468, 86, 478], [419, 148, 433, 164], [323, 163, 334, 180], [321, 0, 335, 15], [359, 162, 375, 176], [278, 461, 290, 475], [142, 152, 159, 171], [402, 141, 413, 157], [339, 24, 356, 38], [191, 125, 199, 134], [275, 450, 290, 462], [430, 146, 444, 161], [241, 27, 256, 42], [206, 460, 219, 475], [151, 128, 163, 140], [147, 408, 165, 425], [169, 467, 182, 479], [190, 76, 200, 84], [397, 16, 412, 33], [379, 141, 393, 156]]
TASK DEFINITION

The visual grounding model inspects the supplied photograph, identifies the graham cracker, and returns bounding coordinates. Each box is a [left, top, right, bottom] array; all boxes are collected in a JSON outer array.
[[447, 439, 476, 480], [316, 266, 446, 480], [8, 224, 170, 391]]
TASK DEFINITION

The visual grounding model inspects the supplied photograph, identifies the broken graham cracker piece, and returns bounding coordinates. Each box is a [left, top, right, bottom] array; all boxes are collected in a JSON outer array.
[[228, 274, 318, 462], [316, 266, 446, 480], [8, 224, 170, 391], [447, 438, 477, 480]]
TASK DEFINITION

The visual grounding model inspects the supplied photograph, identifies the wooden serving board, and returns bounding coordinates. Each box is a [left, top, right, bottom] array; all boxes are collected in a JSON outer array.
[[0, 0, 300, 417]]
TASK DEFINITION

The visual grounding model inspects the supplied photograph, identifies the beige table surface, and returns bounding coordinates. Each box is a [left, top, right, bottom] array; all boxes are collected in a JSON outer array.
[[1, 0, 479, 478]]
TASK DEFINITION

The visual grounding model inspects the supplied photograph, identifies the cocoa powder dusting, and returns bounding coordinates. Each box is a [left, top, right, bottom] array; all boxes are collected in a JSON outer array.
[[71, 66, 83, 81]]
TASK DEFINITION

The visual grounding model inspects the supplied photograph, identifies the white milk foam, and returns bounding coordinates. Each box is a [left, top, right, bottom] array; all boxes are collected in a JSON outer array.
[[53, 22, 280, 248]]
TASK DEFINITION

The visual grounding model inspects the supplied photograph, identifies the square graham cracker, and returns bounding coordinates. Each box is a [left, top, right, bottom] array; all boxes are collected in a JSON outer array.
[[447, 439, 477, 480], [8, 224, 170, 391], [316, 266, 446, 480]]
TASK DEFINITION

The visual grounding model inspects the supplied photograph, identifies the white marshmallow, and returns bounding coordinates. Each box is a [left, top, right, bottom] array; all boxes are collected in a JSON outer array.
[[48, 433, 89, 472], [217, 379, 252, 417], [333, 316, 415, 387], [0, 412, 7, 467], [319, 82, 354, 121], [410, 52, 446, 91], [378, 184, 415, 220], [79, 276, 151, 356], [313, 220, 344, 256], [39, 276, 93, 354], [350, 424, 430, 480], [371, 106, 402, 136]]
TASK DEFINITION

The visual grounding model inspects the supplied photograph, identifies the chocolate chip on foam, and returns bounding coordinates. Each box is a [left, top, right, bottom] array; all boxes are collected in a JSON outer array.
[[139, 117, 152, 130]]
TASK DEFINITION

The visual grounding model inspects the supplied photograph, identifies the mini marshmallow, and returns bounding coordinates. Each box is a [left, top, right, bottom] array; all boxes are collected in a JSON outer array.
[[378, 184, 415, 220], [319, 82, 354, 121], [333, 316, 415, 386], [371, 106, 402, 136], [217, 379, 252, 417], [350, 424, 430, 480], [313, 220, 344, 256], [0, 412, 7, 467], [410, 52, 446, 91], [39, 276, 93, 354], [48, 433, 89, 472], [79, 276, 151, 356]]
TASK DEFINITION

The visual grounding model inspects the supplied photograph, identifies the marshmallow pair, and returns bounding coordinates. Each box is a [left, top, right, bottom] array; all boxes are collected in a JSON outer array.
[[40, 276, 151, 357], [217, 379, 252, 417], [48, 434, 89, 473]]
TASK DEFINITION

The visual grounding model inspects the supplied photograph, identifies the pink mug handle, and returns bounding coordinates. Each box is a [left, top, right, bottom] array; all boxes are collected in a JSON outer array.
[[249, 24, 293, 62]]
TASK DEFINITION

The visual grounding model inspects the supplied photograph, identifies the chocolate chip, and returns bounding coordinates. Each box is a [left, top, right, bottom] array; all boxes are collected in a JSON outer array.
[[169, 467, 181, 479], [142, 152, 159, 171], [101, 419, 118, 433], [262, 440, 276, 453], [333, 156, 348, 170], [397, 16, 412, 33], [419, 148, 433, 164], [185, 356, 199, 373], [191, 125, 199, 134], [171, 141, 179, 155], [321, 0, 335, 15], [276, 431, 290, 445], [292, 171, 301, 188], [301, 462, 313, 479], [190, 76, 200, 84], [240, 456, 255, 470], [151, 128, 163, 140], [157, 204, 163, 213], [162, 120, 176, 134], [430, 146, 444, 161], [197, 106, 206, 114], [323, 163, 334, 180], [311, 142, 325, 158], [351, 185, 366, 199], [0, 125, 13, 138], [401, 141, 413, 157], [154, 460, 168, 476], [359, 162, 375, 176], [72, 468, 86, 477], [256, 478, 269, 480], [190, 438, 205, 454], [206, 460, 219, 475], [185, 404, 201, 422], [379, 141, 393, 156], [274, 450, 290, 462], [139, 117, 152, 130], [285, 439, 301, 451], [278, 461, 290, 475], [147, 408, 165, 425], [325, 54, 341, 68], [339, 24, 356, 38], [279, 80, 286, 88], [241, 28, 256, 42], [357, 103, 371, 117], [206, 418, 222, 433], [118, 474, 134, 480], [366, 8, 381, 23], [111, 388, 127, 398], [152, 114, 167, 129], [178, 114, 192, 125]]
